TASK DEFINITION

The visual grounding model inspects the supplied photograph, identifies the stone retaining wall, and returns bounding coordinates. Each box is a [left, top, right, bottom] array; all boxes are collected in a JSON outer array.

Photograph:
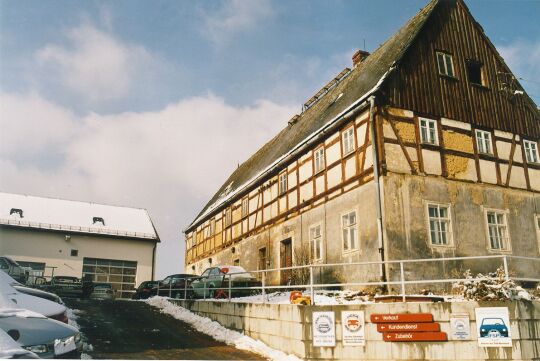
[[171, 300, 540, 360]]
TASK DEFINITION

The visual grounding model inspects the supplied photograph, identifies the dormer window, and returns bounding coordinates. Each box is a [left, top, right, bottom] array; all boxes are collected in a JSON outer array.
[[92, 217, 105, 226], [466, 60, 486, 86], [9, 208, 23, 218]]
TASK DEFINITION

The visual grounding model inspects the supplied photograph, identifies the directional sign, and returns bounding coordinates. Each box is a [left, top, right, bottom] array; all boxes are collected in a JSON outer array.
[[383, 332, 448, 342], [370, 313, 433, 323], [377, 322, 440, 333]]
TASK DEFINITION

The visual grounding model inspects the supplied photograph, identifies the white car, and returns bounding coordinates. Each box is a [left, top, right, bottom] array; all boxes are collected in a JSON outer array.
[[0, 271, 67, 323], [0, 328, 38, 359], [0, 295, 81, 359]]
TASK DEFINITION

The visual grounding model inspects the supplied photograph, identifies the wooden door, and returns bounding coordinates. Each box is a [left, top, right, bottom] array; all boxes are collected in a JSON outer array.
[[280, 238, 292, 285]]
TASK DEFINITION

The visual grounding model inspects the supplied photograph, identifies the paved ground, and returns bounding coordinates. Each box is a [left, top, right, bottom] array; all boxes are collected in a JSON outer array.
[[65, 299, 264, 360]]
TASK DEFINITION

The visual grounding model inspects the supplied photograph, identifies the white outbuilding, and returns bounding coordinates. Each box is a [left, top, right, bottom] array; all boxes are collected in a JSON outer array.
[[0, 192, 159, 298]]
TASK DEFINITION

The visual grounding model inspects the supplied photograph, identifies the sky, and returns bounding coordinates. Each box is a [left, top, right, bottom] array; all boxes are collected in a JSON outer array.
[[0, 0, 539, 278]]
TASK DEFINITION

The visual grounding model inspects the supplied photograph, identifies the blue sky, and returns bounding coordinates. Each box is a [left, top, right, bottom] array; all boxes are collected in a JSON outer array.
[[0, 0, 539, 277]]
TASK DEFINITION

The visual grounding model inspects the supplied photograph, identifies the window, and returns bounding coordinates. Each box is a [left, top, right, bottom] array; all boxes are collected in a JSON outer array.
[[524, 140, 539, 164], [258, 247, 267, 271], [242, 197, 249, 217], [310, 225, 323, 261], [224, 208, 232, 227], [342, 127, 355, 155], [466, 60, 485, 86], [82, 257, 137, 298], [419, 118, 438, 145], [535, 215, 540, 252], [204, 221, 215, 238], [70, 249, 79, 257], [475, 129, 493, 155], [92, 217, 105, 226], [233, 259, 240, 266], [436, 52, 455, 77], [427, 204, 452, 246], [9, 208, 23, 218], [485, 210, 510, 251], [278, 171, 288, 195], [314, 147, 325, 173], [342, 211, 358, 252]]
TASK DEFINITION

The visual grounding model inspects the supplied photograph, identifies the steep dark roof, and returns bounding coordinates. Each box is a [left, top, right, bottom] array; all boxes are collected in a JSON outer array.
[[186, 0, 441, 231]]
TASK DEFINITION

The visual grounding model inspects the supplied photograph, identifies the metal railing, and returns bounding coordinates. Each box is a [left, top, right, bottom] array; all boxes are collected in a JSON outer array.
[[153, 255, 540, 304]]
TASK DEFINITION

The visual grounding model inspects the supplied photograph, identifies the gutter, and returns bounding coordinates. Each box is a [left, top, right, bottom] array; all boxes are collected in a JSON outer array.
[[368, 95, 387, 285], [185, 66, 397, 233]]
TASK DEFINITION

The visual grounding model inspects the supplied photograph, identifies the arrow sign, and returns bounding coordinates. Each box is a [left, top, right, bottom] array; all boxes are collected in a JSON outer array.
[[383, 332, 447, 342], [377, 323, 440, 332], [370, 313, 433, 323]]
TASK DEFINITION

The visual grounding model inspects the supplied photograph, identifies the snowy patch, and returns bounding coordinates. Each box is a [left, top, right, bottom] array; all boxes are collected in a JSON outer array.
[[146, 297, 300, 361], [66, 307, 93, 358], [205, 290, 374, 305]]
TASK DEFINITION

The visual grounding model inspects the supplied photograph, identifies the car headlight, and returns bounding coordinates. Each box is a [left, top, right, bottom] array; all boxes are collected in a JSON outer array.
[[24, 344, 48, 354], [503, 328, 507, 332], [481, 329, 485, 332]]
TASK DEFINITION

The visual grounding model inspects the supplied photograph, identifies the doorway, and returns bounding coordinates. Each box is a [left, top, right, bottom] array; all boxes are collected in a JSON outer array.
[[280, 238, 292, 285]]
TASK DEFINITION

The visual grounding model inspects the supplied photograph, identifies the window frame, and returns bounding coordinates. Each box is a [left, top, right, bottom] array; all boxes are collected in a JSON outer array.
[[475, 129, 493, 155], [483, 208, 512, 253], [419, 117, 439, 145], [466, 59, 487, 87], [309, 223, 324, 262], [241, 197, 249, 218], [524, 139, 539, 164], [425, 202, 454, 248], [436, 51, 455, 78], [342, 126, 356, 156], [224, 208, 232, 227], [314, 146, 325, 174], [278, 171, 288, 196], [341, 210, 359, 254]]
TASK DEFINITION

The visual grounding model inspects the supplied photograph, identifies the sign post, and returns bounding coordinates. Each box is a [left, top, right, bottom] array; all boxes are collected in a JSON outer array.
[[341, 311, 365, 346], [475, 307, 512, 347], [313, 311, 336, 347]]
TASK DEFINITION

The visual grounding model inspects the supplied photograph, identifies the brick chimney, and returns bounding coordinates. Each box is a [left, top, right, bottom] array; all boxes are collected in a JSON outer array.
[[352, 50, 370, 67]]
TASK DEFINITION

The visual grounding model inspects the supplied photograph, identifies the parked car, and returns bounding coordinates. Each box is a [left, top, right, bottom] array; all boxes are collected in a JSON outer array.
[[190, 266, 261, 299], [0, 257, 28, 284], [0, 296, 82, 359], [0, 328, 39, 359], [1, 270, 63, 305], [1, 272, 68, 323], [43, 276, 84, 299], [132, 281, 159, 300], [89, 283, 116, 300], [151, 274, 199, 299], [479, 317, 509, 338]]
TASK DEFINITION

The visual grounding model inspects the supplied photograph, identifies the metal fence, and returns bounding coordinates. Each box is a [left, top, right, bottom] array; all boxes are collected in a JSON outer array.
[[156, 255, 540, 304]]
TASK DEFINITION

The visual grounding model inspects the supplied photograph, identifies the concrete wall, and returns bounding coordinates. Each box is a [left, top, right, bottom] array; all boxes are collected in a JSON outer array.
[[171, 300, 540, 361], [0, 227, 155, 286]]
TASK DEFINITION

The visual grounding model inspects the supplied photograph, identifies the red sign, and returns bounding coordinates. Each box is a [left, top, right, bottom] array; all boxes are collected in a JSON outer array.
[[377, 322, 440, 333], [383, 332, 448, 342], [370, 313, 433, 323]]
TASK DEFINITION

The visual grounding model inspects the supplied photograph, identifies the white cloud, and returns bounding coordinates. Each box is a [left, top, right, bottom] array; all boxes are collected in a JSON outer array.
[[498, 40, 540, 98], [36, 23, 157, 105], [0, 93, 295, 277], [201, 0, 274, 45]]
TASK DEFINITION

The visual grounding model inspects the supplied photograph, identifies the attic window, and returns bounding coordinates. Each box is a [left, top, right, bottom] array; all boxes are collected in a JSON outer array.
[[92, 217, 105, 226], [9, 208, 23, 218], [436, 52, 455, 77], [466, 60, 486, 86]]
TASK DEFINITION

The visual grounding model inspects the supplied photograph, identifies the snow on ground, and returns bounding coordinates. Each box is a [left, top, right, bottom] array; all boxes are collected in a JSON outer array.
[[146, 297, 301, 361], [66, 307, 94, 358], [209, 290, 374, 305]]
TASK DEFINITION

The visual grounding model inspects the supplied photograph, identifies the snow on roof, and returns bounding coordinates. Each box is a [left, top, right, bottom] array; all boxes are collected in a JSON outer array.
[[0, 192, 159, 241]]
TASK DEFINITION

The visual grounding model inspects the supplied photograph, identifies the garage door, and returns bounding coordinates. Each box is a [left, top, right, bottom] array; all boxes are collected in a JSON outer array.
[[82, 258, 137, 298]]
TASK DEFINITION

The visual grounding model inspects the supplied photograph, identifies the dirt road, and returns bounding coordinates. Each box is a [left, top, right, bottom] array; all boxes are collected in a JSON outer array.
[[65, 299, 264, 360]]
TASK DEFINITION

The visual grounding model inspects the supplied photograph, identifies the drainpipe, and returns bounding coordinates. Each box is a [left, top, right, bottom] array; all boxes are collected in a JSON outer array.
[[368, 95, 387, 287], [151, 242, 157, 281]]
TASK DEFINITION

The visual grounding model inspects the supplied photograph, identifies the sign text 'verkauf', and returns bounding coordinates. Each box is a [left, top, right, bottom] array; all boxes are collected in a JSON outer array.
[[371, 313, 448, 342]]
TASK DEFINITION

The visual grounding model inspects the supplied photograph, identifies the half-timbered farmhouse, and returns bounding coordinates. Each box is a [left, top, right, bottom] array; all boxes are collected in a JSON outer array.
[[184, 0, 540, 287]]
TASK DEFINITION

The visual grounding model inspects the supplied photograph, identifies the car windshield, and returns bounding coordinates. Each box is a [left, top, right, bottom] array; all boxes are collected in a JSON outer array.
[[482, 318, 505, 326]]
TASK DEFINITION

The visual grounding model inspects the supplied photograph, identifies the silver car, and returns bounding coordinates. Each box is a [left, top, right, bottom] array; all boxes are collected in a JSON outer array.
[[0, 328, 39, 359], [89, 283, 116, 300]]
